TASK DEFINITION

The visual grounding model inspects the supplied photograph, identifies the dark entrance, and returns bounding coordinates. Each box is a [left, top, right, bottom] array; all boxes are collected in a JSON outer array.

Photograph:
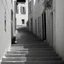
[[50, 12, 53, 46], [22, 19, 25, 24], [42, 12, 46, 40], [11, 10, 16, 44], [31, 18, 33, 32], [35, 19, 37, 35]]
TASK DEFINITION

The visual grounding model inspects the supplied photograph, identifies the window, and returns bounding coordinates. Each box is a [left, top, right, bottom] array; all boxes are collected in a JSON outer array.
[[20, 7, 26, 14], [22, 19, 25, 24]]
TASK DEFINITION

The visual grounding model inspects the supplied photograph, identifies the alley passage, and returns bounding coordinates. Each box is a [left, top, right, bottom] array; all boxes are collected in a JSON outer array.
[[1, 26, 64, 64]]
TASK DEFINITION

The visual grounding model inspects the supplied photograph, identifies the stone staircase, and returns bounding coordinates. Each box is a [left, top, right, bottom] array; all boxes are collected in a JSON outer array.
[[1, 43, 64, 64]]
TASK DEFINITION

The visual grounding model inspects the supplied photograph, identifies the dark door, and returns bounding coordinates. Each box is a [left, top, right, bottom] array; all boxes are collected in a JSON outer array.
[[31, 18, 33, 32], [11, 10, 13, 44], [44, 12, 46, 40], [35, 19, 37, 35], [50, 12, 53, 46], [42, 12, 46, 40], [11, 10, 13, 37], [15, 18, 16, 30], [22, 19, 25, 24]]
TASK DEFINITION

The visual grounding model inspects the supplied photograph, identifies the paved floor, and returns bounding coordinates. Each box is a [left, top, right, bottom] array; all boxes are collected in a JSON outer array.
[[16, 26, 43, 45]]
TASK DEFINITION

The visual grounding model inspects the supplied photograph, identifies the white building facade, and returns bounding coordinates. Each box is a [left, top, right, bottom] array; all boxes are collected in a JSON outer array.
[[0, 0, 12, 61], [16, 0, 28, 26]]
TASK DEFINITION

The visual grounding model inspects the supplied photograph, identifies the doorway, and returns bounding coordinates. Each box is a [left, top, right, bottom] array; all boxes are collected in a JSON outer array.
[[42, 12, 46, 41], [15, 18, 16, 30], [11, 10, 13, 38], [31, 18, 33, 32], [35, 19, 37, 35], [22, 19, 25, 24], [50, 12, 53, 46]]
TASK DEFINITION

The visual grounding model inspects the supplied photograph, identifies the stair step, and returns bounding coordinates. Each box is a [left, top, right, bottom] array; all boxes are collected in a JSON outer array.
[[12, 43, 51, 47], [27, 57, 62, 61], [10, 47, 53, 51], [6, 52, 28, 55], [12, 44, 49, 46], [26, 61, 64, 64], [10, 47, 27, 50], [29, 48, 53, 50], [5, 54, 26, 57], [6, 53, 57, 57], [29, 51, 56, 53], [7, 50, 28, 54], [2, 57, 61, 61], [8, 50, 54, 53], [10, 49, 28, 51], [10, 47, 53, 50], [7, 50, 55, 53], [10, 48, 53, 51], [5, 53, 58, 57], [11, 46, 52, 48], [12, 43, 49, 46], [2, 57, 26, 61], [25, 46, 52, 48], [20, 44, 49, 46], [1, 61, 64, 64], [6, 51, 56, 55]]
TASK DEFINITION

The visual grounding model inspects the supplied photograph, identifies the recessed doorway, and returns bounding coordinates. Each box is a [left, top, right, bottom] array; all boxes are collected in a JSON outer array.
[[42, 12, 46, 41], [22, 19, 25, 24]]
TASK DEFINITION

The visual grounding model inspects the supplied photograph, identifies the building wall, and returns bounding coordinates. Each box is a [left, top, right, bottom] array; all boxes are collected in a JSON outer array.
[[28, 0, 64, 60], [45, 0, 56, 52], [28, 0, 44, 39], [55, 0, 64, 60], [16, 0, 28, 26], [46, 0, 64, 60], [0, 0, 12, 62]]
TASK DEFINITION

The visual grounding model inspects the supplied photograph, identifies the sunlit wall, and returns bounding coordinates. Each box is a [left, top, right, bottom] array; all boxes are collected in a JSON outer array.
[[16, 0, 28, 26], [0, 0, 12, 62]]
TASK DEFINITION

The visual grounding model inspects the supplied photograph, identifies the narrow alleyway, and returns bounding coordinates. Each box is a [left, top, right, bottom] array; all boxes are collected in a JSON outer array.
[[16, 26, 42, 44], [1, 26, 64, 64]]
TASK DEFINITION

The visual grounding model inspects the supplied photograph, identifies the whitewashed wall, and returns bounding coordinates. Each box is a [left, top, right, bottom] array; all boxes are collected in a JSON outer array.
[[16, 0, 28, 26], [0, 0, 12, 61], [55, 0, 64, 60], [46, 0, 64, 60], [28, 0, 64, 60], [28, 0, 44, 39]]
